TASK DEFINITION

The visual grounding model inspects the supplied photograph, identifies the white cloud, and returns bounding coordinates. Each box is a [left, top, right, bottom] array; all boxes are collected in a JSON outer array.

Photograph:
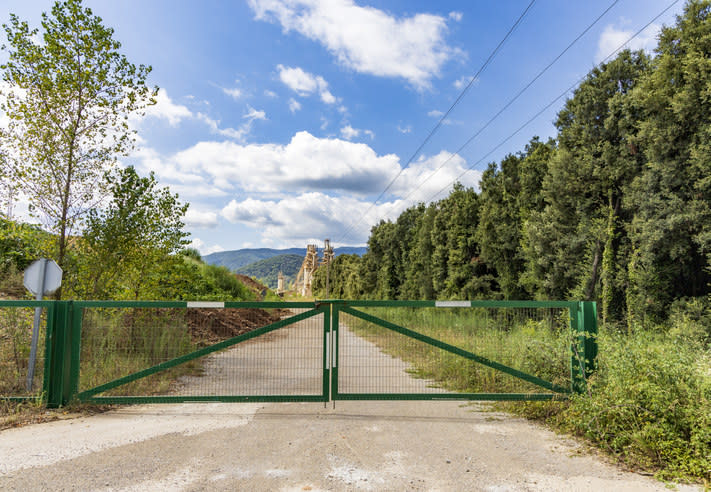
[[276, 64, 338, 104], [288, 98, 302, 113], [251, 0, 459, 89], [188, 237, 225, 255], [449, 11, 463, 22], [244, 106, 267, 121], [185, 208, 219, 228], [340, 125, 359, 140], [340, 125, 376, 140], [221, 192, 387, 246], [453, 75, 474, 90], [264, 89, 278, 98], [218, 150, 478, 246], [170, 130, 398, 195], [222, 87, 242, 100], [397, 124, 412, 134], [426, 109, 456, 125], [195, 106, 266, 142], [389, 150, 481, 203], [131, 88, 262, 142], [142, 89, 192, 126], [596, 23, 659, 63]]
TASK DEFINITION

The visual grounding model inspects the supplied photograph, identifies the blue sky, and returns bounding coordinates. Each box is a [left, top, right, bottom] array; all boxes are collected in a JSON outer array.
[[1, 0, 685, 254]]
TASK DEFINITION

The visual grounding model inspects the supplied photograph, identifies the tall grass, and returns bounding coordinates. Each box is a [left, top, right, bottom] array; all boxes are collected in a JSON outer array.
[[533, 330, 711, 483], [0, 307, 45, 397], [343, 306, 572, 394], [79, 308, 200, 396]]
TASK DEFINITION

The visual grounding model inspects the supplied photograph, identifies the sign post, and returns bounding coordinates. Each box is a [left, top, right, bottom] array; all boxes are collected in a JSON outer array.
[[23, 258, 62, 391]]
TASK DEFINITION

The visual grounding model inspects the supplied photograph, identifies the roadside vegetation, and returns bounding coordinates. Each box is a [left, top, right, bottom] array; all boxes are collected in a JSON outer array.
[[0, 0, 280, 423], [313, 2, 711, 483]]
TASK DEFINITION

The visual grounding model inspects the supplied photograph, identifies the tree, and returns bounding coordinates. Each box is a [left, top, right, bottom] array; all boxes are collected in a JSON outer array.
[[0, 0, 156, 292], [523, 50, 650, 308], [71, 166, 189, 300], [626, 0, 711, 324]]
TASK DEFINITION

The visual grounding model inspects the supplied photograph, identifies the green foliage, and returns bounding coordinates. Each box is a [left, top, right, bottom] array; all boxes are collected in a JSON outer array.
[[198, 263, 255, 301], [626, 0, 711, 324], [236, 254, 302, 289], [0, 217, 51, 273], [68, 166, 189, 300], [478, 138, 553, 299], [312, 254, 363, 299], [550, 330, 711, 482], [0, 0, 156, 277]]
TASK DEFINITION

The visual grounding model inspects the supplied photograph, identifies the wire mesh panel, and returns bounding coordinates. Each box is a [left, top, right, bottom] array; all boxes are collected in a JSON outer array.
[[335, 303, 573, 400], [0, 303, 47, 400], [77, 303, 326, 403]]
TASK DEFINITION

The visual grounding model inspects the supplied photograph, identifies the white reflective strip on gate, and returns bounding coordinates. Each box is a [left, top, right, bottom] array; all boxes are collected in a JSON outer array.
[[186, 301, 225, 308], [435, 301, 472, 308], [326, 332, 331, 370], [331, 329, 337, 368]]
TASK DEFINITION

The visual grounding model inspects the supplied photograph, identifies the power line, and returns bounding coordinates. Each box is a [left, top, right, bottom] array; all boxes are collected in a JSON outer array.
[[421, 0, 679, 205], [335, 0, 537, 245], [392, 0, 619, 210]]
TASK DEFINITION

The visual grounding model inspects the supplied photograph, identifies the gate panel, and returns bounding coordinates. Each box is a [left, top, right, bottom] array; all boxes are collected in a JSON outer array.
[[74, 302, 328, 404], [333, 301, 582, 401]]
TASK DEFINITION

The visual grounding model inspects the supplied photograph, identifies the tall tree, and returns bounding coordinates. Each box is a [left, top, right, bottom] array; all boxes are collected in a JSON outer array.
[[477, 138, 554, 300], [0, 0, 156, 292], [626, 0, 711, 324], [71, 166, 189, 300], [524, 50, 650, 307]]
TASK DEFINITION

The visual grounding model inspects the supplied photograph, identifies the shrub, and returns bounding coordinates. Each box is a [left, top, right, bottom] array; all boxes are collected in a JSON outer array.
[[544, 330, 710, 482]]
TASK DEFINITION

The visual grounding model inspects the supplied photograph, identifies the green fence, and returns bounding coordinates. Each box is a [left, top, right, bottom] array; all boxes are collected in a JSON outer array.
[[0, 299, 597, 407]]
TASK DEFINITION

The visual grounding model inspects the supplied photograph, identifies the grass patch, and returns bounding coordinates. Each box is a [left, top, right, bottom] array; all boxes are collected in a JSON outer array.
[[0, 306, 46, 398], [342, 306, 572, 394], [510, 330, 711, 484], [79, 308, 202, 397]]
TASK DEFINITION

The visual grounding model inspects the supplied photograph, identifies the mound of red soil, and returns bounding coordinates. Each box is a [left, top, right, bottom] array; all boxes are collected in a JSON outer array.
[[185, 307, 289, 346]]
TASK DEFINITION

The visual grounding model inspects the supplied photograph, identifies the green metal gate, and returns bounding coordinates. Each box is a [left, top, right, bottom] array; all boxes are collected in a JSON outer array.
[[0, 299, 596, 406], [330, 300, 596, 401]]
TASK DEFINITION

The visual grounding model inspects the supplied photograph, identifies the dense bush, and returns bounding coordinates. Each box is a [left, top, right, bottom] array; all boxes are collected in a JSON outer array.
[[517, 329, 711, 483]]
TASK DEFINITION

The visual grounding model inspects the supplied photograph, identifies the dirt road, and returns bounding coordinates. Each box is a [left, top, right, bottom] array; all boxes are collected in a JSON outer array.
[[0, 316, 701, 491]]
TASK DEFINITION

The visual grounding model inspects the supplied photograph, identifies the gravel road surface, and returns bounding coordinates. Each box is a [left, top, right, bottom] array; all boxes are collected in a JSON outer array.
[[0, 316, 701, 491]]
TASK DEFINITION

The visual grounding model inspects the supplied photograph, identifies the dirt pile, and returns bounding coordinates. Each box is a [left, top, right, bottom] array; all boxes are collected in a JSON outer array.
[[185, 307, 289, 346], [235, 274, 268, 298]]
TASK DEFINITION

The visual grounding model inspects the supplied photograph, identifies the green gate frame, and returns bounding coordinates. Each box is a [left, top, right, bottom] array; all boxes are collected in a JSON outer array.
[[328, 300, 597, 401], [0, 299, 597, 407]]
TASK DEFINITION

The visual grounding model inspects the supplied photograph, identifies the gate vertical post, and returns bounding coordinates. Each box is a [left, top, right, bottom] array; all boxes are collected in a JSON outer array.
[[322, 302, 331, 401], [46, 300, 73, 407], [331, 302, 340, 400], [42, 301, 55, 400], [581, 301, 598, 379], [68, 303, 83, 400], [570, 301, 598, 394]]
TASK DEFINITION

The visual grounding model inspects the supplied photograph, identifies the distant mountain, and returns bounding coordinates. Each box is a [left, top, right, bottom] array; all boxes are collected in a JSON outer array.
[[203, 246, 367, 272], [236, 254, 303, 289]]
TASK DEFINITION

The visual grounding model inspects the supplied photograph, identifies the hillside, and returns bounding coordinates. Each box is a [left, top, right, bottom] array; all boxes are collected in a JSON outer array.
[[204, 246, 367, 271], [235, 254, 303, 289]]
